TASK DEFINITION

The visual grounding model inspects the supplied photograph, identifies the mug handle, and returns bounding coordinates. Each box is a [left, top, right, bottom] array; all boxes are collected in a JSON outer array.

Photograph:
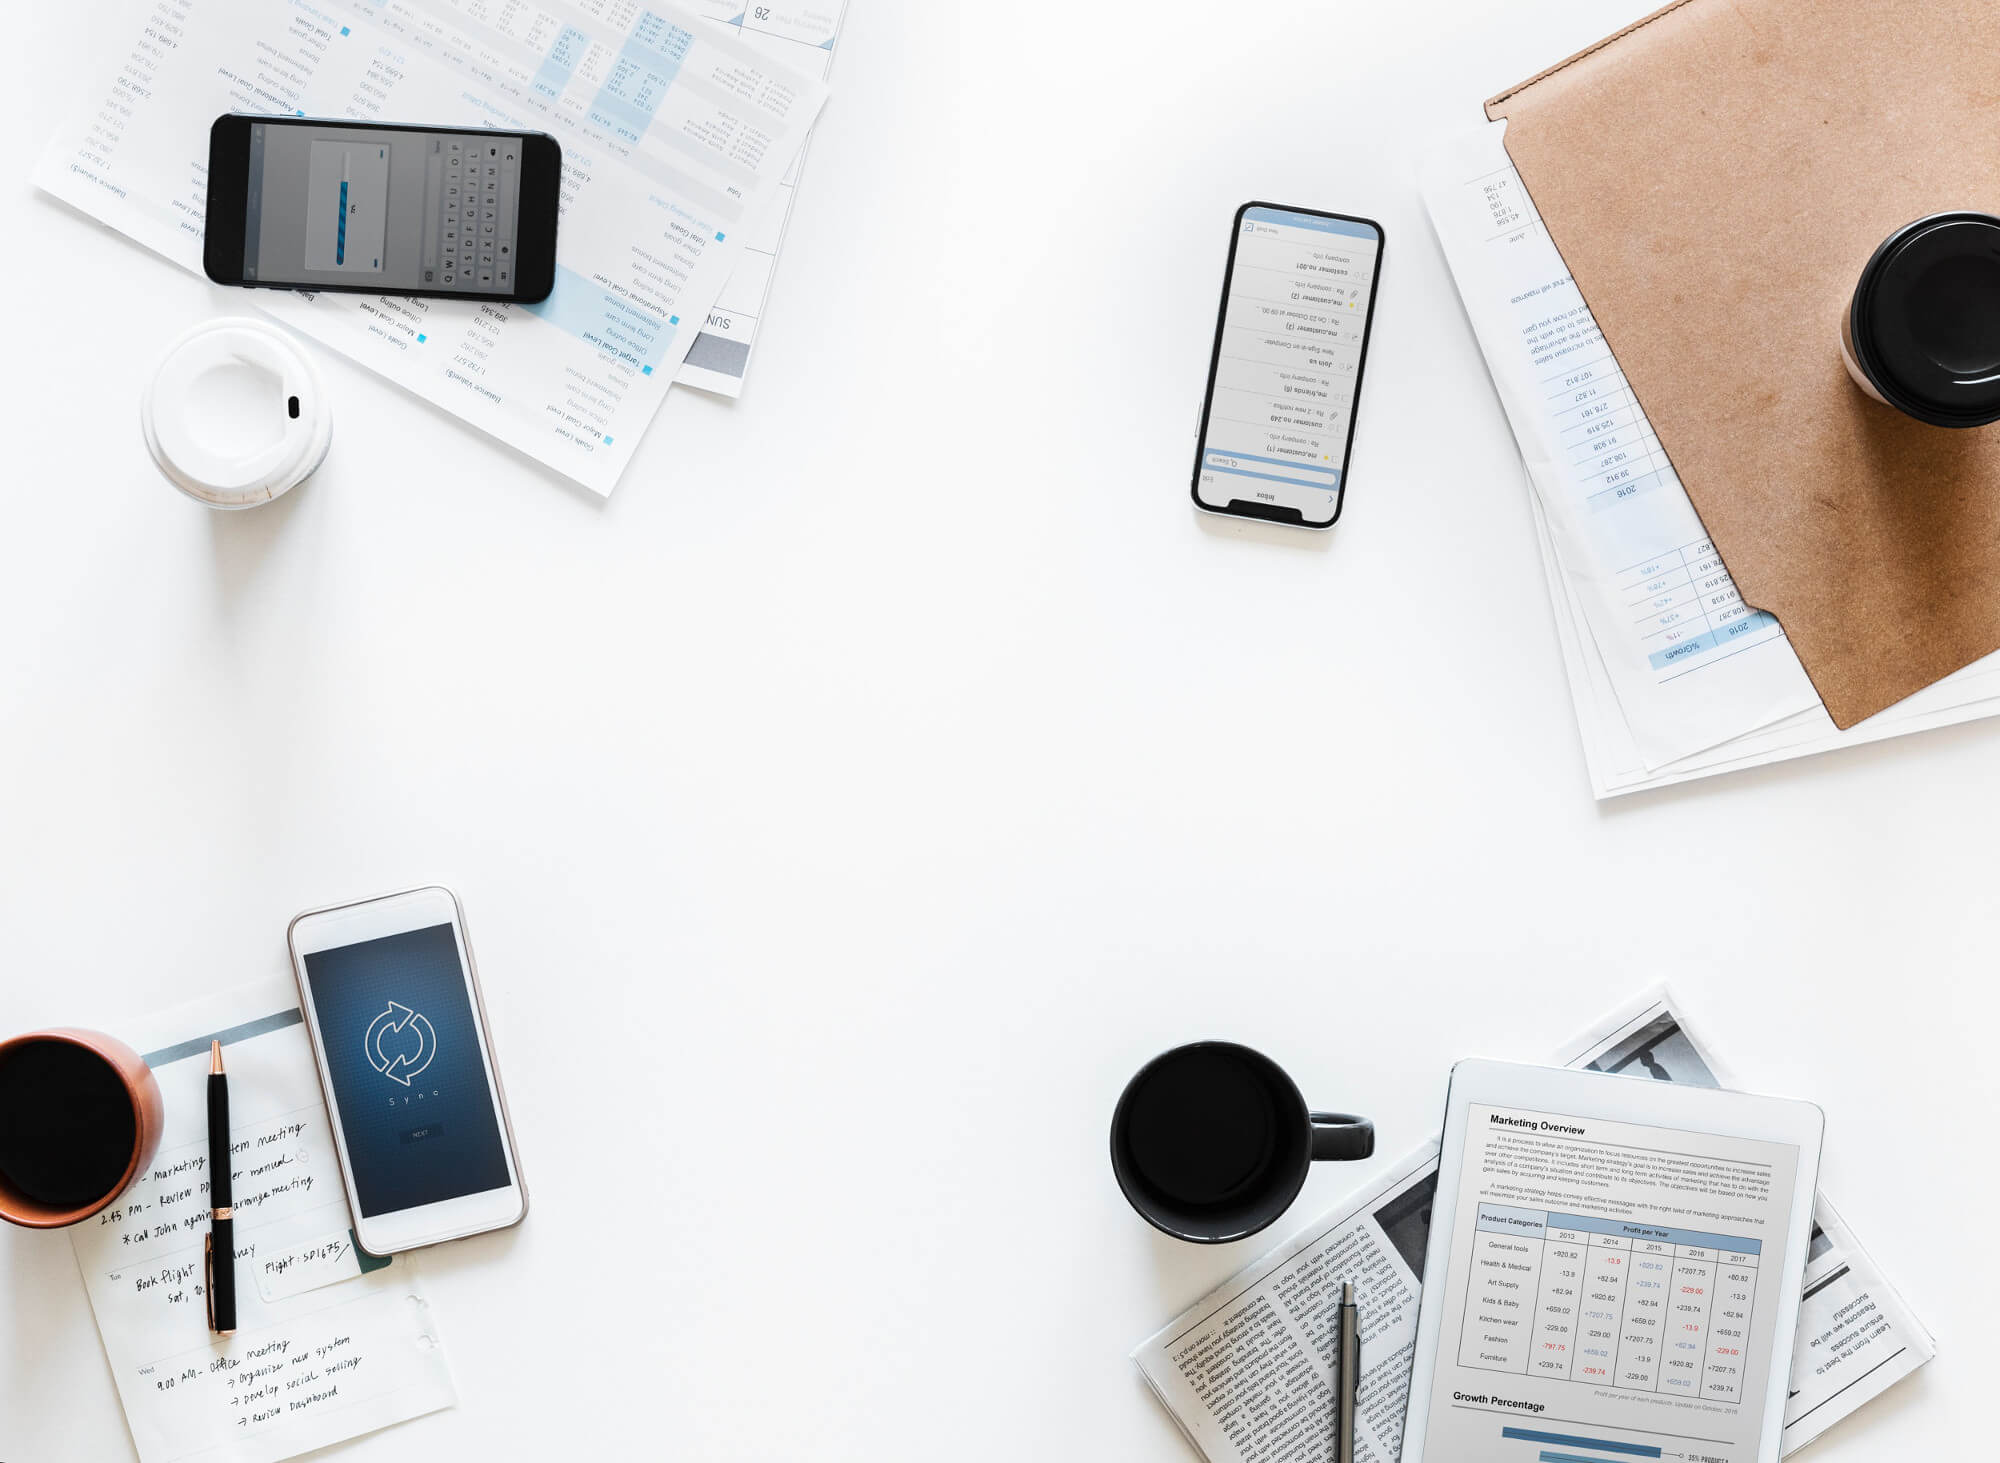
[[1309, 1112, 1375, 1162]]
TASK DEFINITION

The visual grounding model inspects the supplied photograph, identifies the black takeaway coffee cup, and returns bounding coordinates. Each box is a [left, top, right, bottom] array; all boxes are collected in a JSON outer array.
[[1841, 211, 2000, 428], [1111, 1041, 1374, 1244]]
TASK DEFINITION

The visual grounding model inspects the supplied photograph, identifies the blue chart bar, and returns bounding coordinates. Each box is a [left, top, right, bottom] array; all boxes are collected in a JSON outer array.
[[1501, 1427, 1661, 1458], [1543, 1454, 1639, 1463], [336, 180, 348, 265]]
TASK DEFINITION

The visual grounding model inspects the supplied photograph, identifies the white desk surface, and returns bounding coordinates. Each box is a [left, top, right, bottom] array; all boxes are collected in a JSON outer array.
[[4, 1, 1992, 1458]]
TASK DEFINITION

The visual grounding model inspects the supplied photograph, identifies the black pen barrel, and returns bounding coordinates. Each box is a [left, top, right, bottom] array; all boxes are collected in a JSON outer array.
[[210, 1217, 237, 1331], [208, 1072, 232, 1208], [207, 1061, 236, 1334]]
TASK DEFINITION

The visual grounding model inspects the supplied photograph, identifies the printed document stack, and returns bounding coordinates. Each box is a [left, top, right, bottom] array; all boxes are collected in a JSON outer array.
[[1422, 125, 2000, 796], [35, 0, 835, 495]]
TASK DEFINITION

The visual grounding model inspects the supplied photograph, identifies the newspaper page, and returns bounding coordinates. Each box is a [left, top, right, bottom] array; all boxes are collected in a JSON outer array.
[[1131, 988, 1934, 1463]]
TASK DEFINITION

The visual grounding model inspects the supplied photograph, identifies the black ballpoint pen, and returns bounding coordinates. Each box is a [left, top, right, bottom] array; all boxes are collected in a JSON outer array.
[[205, 1040, 236, 1335], [1337, 1281, 1358, 1463]]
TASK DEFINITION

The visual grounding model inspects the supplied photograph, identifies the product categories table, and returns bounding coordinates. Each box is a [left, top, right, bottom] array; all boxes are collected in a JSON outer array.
[[1458, 1204, 1759, 1403]]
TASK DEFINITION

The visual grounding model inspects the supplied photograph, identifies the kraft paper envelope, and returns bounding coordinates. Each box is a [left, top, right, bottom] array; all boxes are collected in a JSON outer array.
[[1487, 0, 2000, 728]]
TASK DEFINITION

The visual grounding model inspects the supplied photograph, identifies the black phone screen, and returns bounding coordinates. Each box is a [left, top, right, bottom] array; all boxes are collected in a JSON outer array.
[[220, 118, 552, 300]]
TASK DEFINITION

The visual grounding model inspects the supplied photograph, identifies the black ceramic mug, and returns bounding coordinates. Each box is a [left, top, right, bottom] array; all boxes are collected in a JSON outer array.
[[1111, 1041, 1373, 1243]]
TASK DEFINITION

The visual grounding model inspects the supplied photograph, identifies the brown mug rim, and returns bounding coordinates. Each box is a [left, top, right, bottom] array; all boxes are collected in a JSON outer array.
[[0, 1028, 156, 1228]]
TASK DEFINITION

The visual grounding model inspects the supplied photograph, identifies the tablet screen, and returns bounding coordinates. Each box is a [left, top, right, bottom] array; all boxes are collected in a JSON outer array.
[[1415, 1103, 1802, 1463]]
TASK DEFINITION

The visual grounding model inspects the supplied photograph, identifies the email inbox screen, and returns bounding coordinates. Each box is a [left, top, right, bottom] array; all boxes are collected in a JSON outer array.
[[1197, 208, 1380, 519]]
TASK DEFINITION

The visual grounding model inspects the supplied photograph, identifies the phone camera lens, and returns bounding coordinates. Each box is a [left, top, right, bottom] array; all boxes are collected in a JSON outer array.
[[287, 395, 300, 419]]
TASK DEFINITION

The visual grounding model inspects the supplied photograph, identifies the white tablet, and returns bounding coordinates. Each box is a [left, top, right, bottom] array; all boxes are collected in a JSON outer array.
[[1399, 1060, 1822, 1463]]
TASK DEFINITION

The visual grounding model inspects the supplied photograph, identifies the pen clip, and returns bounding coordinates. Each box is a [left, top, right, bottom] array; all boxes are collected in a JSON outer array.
[[203, 1231, 217, 1332]]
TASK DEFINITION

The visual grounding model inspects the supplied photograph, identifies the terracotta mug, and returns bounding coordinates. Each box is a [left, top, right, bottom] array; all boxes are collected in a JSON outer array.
[[0, 1029, 165, 1228]]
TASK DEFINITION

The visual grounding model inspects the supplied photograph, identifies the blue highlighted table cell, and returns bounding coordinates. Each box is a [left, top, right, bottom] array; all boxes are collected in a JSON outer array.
[[1477, 1205, 1761, 1256], [1647, 611, 1777, 671], [1716, 610, 1777, 642], [588, 97, 654, 144], [585, 29, 691, 142], [1649, 629, 1719, 667], [1501, 1427, 1661, 1458], [531, 25, 590, 98], [525, 265, 678, 373]]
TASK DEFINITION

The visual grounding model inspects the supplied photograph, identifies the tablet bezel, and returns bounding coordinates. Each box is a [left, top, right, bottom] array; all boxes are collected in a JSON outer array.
[[1398, 1059, 1823, 1463]]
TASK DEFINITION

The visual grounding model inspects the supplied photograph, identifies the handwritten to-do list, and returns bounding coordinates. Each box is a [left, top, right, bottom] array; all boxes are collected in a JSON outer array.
[[69, 981, 454, 1463]]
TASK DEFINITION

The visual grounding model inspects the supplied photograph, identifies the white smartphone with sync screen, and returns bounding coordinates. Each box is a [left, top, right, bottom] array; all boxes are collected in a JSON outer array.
[[287, 886, 528, 1254]]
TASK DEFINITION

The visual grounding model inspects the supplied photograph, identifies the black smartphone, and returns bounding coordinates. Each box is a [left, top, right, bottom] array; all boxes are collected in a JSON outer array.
[[1191, 202, 1385, 529], [203, 114, 561, 304]]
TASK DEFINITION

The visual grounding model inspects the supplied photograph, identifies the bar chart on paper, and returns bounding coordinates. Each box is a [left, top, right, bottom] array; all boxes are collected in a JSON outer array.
[[1497, 1423, 1665, 1459]]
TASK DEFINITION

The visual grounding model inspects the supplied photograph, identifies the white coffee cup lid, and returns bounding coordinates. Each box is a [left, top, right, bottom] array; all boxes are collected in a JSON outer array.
[[140, 318, 332, 509]]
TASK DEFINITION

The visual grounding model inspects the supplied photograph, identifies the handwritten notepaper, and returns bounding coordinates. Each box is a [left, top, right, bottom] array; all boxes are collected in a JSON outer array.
[[257, 1230, 384, 1304], [70, 980, 453, 1463]]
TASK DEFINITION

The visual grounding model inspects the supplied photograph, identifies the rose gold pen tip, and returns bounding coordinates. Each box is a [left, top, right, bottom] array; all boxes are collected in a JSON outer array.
[[210, 1039, 224, 1074]]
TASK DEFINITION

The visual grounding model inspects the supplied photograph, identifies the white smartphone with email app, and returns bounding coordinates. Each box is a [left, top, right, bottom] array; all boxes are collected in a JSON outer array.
[[287, 886, 528, 1254]]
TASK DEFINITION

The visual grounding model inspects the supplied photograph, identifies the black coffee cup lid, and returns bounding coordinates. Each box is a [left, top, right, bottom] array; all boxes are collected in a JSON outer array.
[[1854, 213, 2000, 427]]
